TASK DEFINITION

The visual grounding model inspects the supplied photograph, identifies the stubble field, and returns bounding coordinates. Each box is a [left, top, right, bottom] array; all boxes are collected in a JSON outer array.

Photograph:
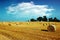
[[0, 22, 60, 40]]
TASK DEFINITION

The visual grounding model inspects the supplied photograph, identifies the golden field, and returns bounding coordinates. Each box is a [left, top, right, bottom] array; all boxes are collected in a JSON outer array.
[[0, 22, 60, 40]]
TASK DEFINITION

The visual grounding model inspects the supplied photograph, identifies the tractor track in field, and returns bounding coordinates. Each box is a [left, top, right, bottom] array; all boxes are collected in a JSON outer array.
[[13, 30, 60, 40], [0, 29, 60, 40], [0, 31, 22, 40]]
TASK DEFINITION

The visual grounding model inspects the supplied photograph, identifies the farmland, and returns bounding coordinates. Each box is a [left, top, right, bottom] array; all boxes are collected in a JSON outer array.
[[0, 22, 60, 40]]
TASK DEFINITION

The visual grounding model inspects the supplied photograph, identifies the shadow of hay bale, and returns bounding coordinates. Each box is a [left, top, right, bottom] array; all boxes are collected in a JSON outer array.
[[41, 29, 48, 32]]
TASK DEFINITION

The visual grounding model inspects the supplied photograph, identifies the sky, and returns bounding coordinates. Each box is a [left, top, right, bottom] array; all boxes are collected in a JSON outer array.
[[0, 0, 60, 22]]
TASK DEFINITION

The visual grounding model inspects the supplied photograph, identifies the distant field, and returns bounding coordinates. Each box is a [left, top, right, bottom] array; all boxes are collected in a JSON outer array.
[[0, 22, 60, 40]]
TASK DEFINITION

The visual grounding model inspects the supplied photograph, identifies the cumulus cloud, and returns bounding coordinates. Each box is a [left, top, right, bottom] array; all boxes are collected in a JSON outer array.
[[6, 2, 54, 18]]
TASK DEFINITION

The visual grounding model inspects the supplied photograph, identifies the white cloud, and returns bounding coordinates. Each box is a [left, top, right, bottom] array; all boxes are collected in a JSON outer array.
[[6, 2, 54, 18]]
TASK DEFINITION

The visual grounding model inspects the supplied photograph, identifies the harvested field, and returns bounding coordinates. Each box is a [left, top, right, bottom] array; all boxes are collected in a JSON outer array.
[[0, 22, 60, 40]]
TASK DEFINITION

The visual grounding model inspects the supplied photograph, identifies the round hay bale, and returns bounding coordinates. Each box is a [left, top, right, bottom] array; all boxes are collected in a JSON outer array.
[[8, 24, 11, 26], [47, 24, 56, 32]]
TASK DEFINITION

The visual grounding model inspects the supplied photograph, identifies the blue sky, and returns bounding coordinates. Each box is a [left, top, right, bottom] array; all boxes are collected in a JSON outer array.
[[0, 0, 60, 22]]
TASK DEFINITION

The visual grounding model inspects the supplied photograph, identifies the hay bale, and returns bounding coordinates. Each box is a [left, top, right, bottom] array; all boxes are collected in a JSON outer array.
[[43, 24, 44, 26], [8, 24, 11, 26], [47, 24, 56, 32], [46, 23, 47, 25]]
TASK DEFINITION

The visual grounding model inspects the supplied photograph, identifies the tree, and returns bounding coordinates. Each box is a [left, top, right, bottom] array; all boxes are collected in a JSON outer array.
[[42, 16, 47, 21], [30, 18, 36, 22], [29, 16, 60, 22], [53, 17, 57, 22], [53, 17, 60, 22], [49, 18, 53, 22], [37, 17, 42, 21]]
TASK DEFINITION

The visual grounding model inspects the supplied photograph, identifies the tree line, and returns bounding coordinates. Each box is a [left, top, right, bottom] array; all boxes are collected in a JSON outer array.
[[30, 16, 60, 22]]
